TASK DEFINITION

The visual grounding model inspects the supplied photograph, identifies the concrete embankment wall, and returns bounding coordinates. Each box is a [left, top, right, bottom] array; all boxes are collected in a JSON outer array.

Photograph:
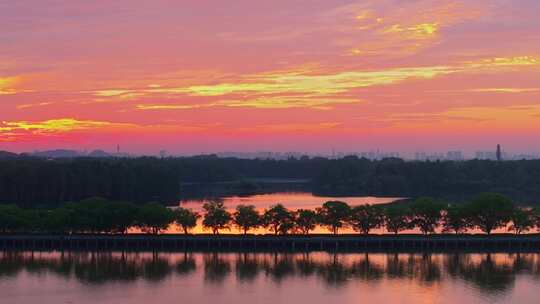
[[2, 235, 540, 252]]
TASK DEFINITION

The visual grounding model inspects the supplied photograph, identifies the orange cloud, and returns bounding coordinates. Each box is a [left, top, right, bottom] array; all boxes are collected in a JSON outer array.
[[1, 118, 123, 133], [0, 76, 20, 95], [85, 54, 540, 114], [349, 1, 484, 57]]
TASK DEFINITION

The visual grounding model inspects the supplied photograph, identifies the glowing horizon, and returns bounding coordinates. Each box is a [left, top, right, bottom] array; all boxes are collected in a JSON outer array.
[[1, 1, 540, 155]]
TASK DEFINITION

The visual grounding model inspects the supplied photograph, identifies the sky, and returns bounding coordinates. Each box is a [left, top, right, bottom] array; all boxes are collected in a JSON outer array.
[[1, 0, 540, 156]]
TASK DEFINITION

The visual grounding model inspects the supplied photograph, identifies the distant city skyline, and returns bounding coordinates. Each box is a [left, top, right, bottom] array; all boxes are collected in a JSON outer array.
[[5, 144, 540, 161]]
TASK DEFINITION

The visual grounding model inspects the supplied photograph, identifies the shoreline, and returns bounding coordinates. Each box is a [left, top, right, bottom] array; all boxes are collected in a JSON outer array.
[[3, 234, 540, 252]]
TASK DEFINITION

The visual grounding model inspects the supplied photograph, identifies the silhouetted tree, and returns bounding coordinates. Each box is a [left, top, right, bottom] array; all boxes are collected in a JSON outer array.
[[202, 200, 232, 235], [277, 220, 296, 235], [349, 204, 384, 235], [173, 207, 200, 234], [508, 208, 534, 235], [468, 193, 514, 235], [410, 197, 444, 234], [137, 202, 174, 234], [317, 201, 351, 235], [532, 208, 540, 231], [233, 204, 261, 235], [104, 201, 139, 234], [294, 209, 318, 234], [262, 204, 293, 235]]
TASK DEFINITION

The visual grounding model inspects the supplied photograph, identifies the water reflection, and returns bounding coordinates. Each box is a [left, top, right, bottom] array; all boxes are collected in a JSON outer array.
[[2, 251, 540, 295]]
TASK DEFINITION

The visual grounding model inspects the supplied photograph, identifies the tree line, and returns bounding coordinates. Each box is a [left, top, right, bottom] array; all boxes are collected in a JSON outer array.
[[0, 193, 538, 235], [1, 156, 540, 207]]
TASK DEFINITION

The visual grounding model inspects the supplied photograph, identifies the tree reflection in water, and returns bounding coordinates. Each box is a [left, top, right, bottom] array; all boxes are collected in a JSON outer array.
[[2, 250, 540, 295], [235, 253, 260, 282], [176, 252, 196, 276], [203, 252, 231, 284]]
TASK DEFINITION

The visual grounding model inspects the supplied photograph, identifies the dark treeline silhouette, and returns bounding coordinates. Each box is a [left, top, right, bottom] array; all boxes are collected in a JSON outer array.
[[1, 251, 538, 293], [1, 193, 540, 235], [2, 156, 540, 207]]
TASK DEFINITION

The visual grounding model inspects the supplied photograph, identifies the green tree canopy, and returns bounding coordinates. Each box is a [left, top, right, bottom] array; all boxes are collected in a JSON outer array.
[[468, 193, 514, 235], [0, 204, 27, 233], [317, 201, 351, 235], [442, 204, 473, 234], [202, 200, 232, 235], [233, 205, 261, 235], [349, 204, 384, 235], [384, 205, 412, 234], [43, 207, 73, 233], [137, 202, 174, 234], [410, 198, 445, 234], [91, 200, 139, 234], [64, 197, 109, 233]]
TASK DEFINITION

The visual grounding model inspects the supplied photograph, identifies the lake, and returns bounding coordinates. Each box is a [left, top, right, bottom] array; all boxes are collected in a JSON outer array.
[[180, 192, 401, 211], [1, 251, 539, 304]]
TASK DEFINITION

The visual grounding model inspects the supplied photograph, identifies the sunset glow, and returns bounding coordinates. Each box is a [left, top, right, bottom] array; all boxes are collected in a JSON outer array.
[[1, 0, 540, 155]]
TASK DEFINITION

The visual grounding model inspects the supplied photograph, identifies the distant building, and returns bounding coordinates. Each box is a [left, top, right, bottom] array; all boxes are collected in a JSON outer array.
[[511, 153, 540, 160], [475, 151, 497, 160], [496, 144, 502, 161], [356, 150, 399, 160], [415, 152, 427, 161], [475, 148, 510, 161], [446, 151, 464, 161], [415, 152, 445, 161]]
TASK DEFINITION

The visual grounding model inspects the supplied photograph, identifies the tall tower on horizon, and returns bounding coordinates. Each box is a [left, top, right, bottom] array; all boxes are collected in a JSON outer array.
[[496, 144, 502, 161]]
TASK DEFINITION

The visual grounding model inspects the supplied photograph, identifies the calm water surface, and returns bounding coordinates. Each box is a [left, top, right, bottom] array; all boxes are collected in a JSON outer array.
[[180, 192, 401, 210], [1, 251, 540, 304]]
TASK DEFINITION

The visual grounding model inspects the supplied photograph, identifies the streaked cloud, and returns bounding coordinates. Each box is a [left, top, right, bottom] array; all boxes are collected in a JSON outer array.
[[136, 103, 217, 110], [178, 66, 453, 97], [93, 89, 134, 97], [383, 23, 440, 39], [467, 56, 540, 68], [16, 102, 55, 109], [468, 88, 540, 93], [1, 119, 118, 134], [105, 55, 540, 112], [349, 1, 485, 57], [0, 77, 19, 95]]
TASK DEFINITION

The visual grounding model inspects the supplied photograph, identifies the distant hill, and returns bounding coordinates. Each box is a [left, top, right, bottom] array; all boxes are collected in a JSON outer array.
[[27, 149, 131, 159], [0, 151, 18, 159], [88, 150, 112, 158], [31, 149, 81, 158]]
